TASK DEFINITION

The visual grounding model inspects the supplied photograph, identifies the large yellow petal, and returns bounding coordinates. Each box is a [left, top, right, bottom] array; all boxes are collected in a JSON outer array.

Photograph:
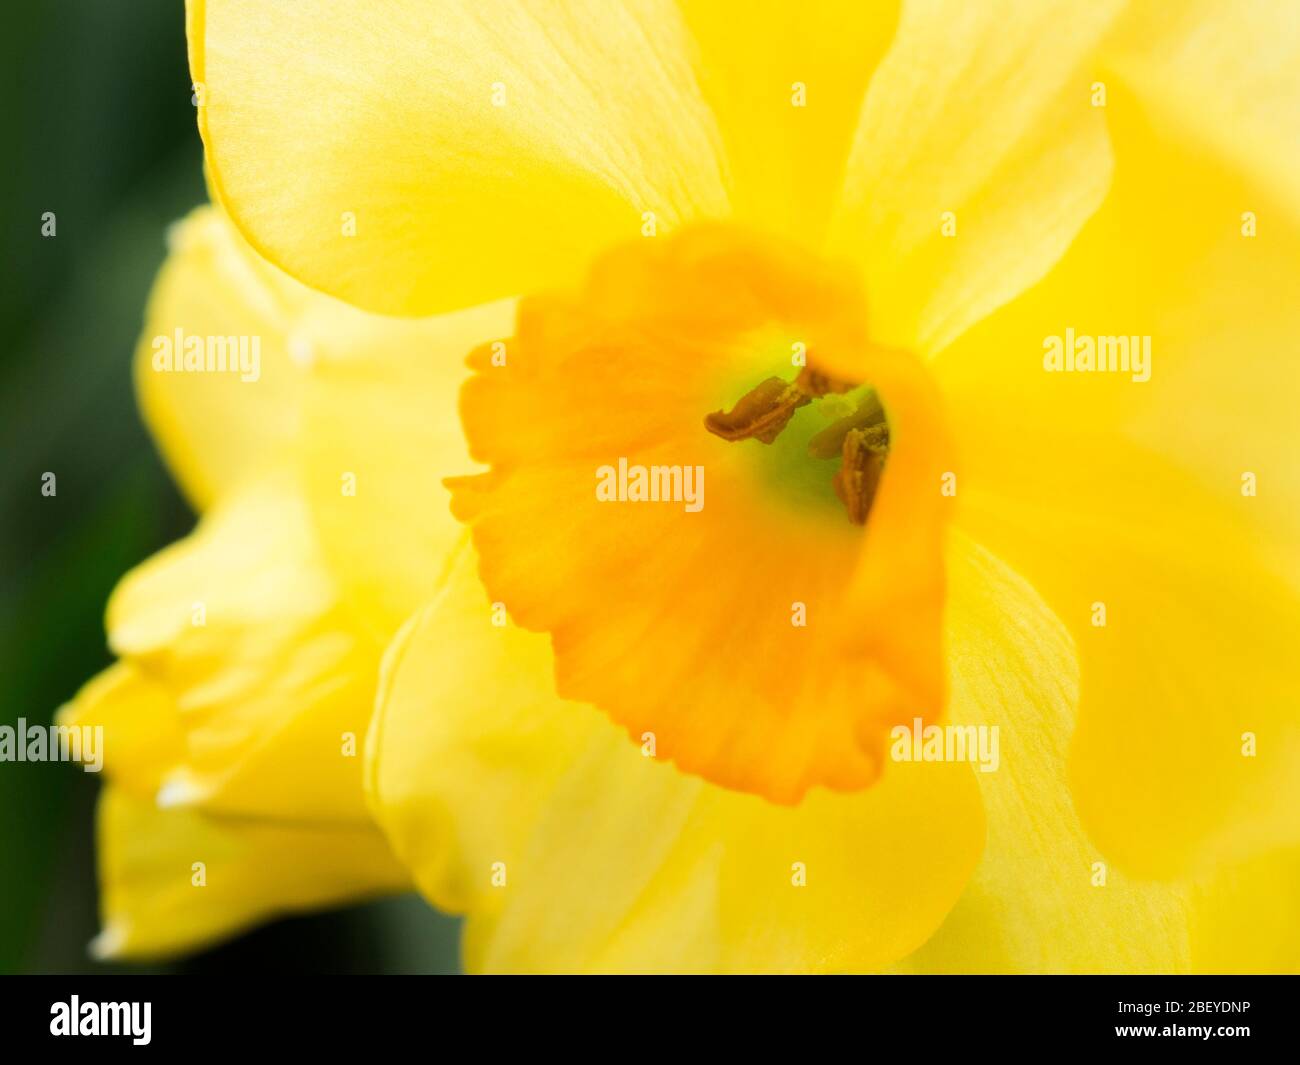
[[1103, 0, 1300, 224], [465, 732, 979, 974], [302, 298, 514, 638], [368, 546, 983, 974], [894, 534, 1191, 974], [107, 477, 383, 825], [92, 787, 407, 961], [828, 0, 1124, 354], [135, 207, 309, 511], [143, 205, 510, 634], [675, 0, 899, 244], [1188, 847, 1300, 974], [188, 0, 730, 316], [934, 90, 1300, 878]]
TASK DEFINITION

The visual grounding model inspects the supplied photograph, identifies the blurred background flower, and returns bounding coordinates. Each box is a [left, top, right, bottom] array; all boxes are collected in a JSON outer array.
[[0, 0, 461, 975]]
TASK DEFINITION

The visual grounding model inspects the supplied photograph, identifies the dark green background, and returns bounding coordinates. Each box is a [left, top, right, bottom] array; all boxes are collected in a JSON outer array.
[[0, 0, 460, 974]]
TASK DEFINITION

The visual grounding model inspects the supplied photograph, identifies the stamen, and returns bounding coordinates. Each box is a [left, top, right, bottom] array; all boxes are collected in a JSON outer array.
[[704, 376, 811, 443], [832, 425, 889, 525], [706, 367, 890, 526], [794, 366, 856, 398]]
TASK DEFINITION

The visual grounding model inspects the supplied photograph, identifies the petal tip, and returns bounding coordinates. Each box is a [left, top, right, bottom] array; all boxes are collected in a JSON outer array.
[[155, 773, 204, 810], [88, 922, 130, 962]]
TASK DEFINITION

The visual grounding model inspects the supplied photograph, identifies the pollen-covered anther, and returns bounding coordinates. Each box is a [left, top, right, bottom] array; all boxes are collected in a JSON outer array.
[[793, 366, 856, 398], [704, 376, 811, 443], [707, 366, 892, 525], [833, 425, 889, 526], [704, 363, 859, 444]]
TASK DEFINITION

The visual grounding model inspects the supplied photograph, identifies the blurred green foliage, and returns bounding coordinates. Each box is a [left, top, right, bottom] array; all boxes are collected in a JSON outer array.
[[0, 1, 459, 974]]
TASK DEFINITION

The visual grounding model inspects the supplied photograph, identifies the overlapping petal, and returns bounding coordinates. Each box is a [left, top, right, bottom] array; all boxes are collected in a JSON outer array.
[[893, 535, 1191, 974], [60, 494, 412, 959], [140, 205, 512, 637], [932, 93, 1300, 878], [368, 547, 984, 973], [827, 0, 1125, 354], [1102, 0, 1300, 225], [675, 0, 899, 243], [187, 0, 731, 315], [135, 207, 309, 511], [89, 477, 380, 823], [91, 787, 407, 961], [301, 298, 514, 636]]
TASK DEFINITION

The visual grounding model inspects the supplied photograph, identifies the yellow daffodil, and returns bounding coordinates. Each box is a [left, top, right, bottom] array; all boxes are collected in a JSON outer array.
[[59, 208, 507, 957], [78, 0, 1300, 971], [60, 472, 412, 957]]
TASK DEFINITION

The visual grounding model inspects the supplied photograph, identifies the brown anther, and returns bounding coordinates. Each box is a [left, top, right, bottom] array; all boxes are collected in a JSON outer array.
[[794, 366, 856, 398], [833, 426, 889, 525], [707, 366, 889, 524], [705, 376, 811, 443]]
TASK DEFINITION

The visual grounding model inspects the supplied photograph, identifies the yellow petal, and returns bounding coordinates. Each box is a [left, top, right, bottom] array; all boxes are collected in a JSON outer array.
[[143, 204, 510, 633], [188, 0, 730, 316], [676, 0, 899, 244], [368, 547, 983, 973], [1189, 847, 1300, 974], [302, 298, 514, 637], [93, 786, 407, 960], [1103, 0, 1300, 224], [894, 534, 1190, 974], [934, 94, 1300, 878], [108, 477, 382, 824], [828, 0, 1124, 354], [135, 206, 308, 511], [57, 663, 185, 801]]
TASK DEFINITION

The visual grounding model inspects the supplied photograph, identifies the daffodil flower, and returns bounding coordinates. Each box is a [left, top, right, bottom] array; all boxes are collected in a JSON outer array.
[[73, 0, 1300, 970], [60, 475, 412, 957], [57, 212, 432, 958]]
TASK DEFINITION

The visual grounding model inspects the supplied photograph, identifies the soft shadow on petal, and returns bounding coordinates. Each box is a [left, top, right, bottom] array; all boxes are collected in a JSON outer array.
[[894, 533, 1191, 974]]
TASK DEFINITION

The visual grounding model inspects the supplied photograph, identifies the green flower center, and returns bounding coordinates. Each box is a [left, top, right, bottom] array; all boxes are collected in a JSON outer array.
[[704, 366, 890, 525]]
